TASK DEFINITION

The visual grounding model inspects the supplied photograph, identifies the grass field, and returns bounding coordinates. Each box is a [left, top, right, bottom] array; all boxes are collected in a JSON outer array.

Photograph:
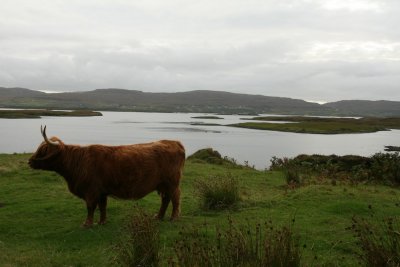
[[230, 116, 400, 134], [0, 153, 399, 266]]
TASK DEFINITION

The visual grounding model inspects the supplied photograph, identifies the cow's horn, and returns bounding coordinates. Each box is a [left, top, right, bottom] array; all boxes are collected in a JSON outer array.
[[41, 125, 59, 146]]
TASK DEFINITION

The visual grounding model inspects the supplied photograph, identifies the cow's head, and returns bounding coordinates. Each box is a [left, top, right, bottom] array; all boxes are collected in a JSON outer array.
[[28, 126, 64, 170]]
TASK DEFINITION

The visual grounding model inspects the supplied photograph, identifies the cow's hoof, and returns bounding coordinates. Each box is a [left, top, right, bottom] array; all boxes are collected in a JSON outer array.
[[81, 223, 93, 228], [98, 220, 107, 225], [154, 214, 164, 220], [81, 220, 94, 228], [170, 216, 179, 222]]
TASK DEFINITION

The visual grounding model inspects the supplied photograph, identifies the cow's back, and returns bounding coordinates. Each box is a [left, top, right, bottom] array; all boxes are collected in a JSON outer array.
[[92, 140, 185, 199]]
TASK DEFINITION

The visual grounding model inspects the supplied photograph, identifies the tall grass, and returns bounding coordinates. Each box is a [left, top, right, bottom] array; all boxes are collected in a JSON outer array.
[[284, 167, 302, 188], [195, 173, 241, 210], [111, 206, 160, 267], [172, 218, 301, 267], [172, 224, 217, 267], [262, 220, 302, 266], [348, 207, 400, 266]]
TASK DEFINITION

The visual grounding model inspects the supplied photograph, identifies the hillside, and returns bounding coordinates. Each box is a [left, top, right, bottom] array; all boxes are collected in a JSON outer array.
[[0, 87, 329, 115], [1, 87, 400, 116], [0, 87, 45, 99], [324, 100, 400, 117]]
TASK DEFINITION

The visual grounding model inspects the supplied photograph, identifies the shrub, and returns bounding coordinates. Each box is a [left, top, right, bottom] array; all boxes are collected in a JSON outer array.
[[269, 156, 290, 171], [270, 153, 400, 186], [348, 208, 400, 267], [369, 152, 400, 185], [112, 206, 160, 267], [195, 173, 241, 210]]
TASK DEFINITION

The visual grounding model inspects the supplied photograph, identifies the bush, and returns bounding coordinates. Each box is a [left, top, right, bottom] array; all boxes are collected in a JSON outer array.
[[370, 152, 400, 185], [270, 153, 400, 186], [348, 208, 400, 266], [112, 206, 160, 267], [269, 156, 291, 171], [195, 173, 241, 210]]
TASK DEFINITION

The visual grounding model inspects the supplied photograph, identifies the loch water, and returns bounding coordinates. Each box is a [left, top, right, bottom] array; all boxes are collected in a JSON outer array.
[[1, 111, 400, 169]]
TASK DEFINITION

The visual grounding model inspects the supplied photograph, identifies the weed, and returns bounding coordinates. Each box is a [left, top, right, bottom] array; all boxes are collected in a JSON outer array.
[[347, 206, 400, 267], [112, 205, 160, 267], [261, 220, 302, 267], [172, 223, 217, 267]]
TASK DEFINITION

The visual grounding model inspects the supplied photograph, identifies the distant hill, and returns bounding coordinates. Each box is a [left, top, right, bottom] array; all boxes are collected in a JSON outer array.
[[0, 87, 45, 99], [1, 87, 400, 116], [324, 100, 400, 117], [0, 87, 330, 115]]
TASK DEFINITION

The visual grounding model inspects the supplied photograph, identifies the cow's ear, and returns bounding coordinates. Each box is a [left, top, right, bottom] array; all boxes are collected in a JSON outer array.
[[49, 137, 64, 147]]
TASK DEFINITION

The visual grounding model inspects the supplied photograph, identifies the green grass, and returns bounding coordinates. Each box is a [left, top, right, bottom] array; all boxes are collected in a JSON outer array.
[[231, 116, 400, 134], [0, 109, 102, 119], [0, 153, 399, 266]]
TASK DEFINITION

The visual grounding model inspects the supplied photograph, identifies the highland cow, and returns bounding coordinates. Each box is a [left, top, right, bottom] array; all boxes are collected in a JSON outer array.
[[28, 126, 185, 227]]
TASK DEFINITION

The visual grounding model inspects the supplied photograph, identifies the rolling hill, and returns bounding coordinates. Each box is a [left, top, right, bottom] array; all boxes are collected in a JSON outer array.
[[1, 87, 399, 116], [324, 100, 400, 117]]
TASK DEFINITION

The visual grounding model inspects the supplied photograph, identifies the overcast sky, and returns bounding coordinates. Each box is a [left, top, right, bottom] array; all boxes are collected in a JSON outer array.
[[1, 0, 399, 102]]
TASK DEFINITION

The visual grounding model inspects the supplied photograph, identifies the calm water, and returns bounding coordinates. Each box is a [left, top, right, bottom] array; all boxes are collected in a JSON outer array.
[[1, 111, 400, 169]]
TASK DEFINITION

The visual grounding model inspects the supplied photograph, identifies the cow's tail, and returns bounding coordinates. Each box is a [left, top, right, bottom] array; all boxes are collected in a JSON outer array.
[[176, 141, 186, 176]]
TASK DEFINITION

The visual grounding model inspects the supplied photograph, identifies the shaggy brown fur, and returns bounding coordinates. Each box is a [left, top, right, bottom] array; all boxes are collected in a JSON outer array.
[[29, 127, 185, 227]]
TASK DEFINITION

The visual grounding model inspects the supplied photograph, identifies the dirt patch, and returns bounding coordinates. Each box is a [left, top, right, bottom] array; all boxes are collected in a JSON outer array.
[[0, 203, 5, 208]]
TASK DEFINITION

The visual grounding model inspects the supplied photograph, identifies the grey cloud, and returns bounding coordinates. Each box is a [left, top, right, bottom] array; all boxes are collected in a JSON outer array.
[[1, 0, 400, 102]]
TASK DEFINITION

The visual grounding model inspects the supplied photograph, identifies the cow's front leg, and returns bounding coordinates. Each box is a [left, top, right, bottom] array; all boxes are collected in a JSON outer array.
[[83, 199, 97, 227], [98, 195, 108, 225]]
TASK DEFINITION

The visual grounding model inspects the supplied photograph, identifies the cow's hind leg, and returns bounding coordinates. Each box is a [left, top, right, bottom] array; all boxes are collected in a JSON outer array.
[[170, 186, 181, 220], [156, 192, 171, 220]]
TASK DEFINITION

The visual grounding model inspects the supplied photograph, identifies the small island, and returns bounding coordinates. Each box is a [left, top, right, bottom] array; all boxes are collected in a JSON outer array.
[[385, 145, 400, 152], [0, 109, 102, 119], [230, 116, 400, 134], [191, 116, 224, 119], [190, 122, 221, 126]]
